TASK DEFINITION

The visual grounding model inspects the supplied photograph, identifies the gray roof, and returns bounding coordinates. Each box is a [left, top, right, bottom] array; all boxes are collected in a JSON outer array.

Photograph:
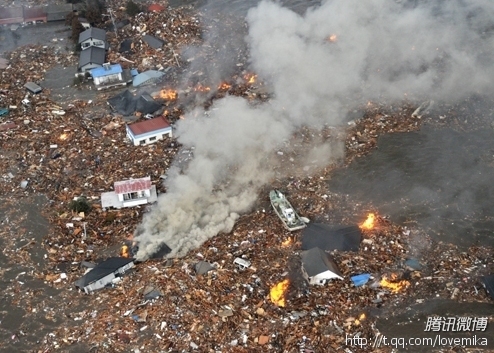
[[132, 70, 165, 87], [301, 247, 342, 278], [79, 27, 107, 44], [142, 34, 164, 49], [78, 46, 106, 69], [75, 257, 134, 288], [194, 261, 215, 275]]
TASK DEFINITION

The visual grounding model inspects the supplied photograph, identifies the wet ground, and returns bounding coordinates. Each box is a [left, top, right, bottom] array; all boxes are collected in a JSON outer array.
[[376, 299, 494, 352], [0, 21, 70, 56], [329, 125, 494, 249], [0, 195, 102, 352]]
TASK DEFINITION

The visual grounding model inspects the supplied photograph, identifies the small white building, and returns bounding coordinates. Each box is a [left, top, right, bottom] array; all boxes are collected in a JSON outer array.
[[89, 63, 126, 90], [75, 257, 134, 294], [301, 247, 343, 285], [78, 27, 106, 50], [101, 176, 158, 209], [126, 116, 172, 146]]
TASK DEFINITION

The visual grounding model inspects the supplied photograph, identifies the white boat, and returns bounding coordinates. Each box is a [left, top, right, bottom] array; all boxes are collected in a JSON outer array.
[[270, 189, 307, 231]]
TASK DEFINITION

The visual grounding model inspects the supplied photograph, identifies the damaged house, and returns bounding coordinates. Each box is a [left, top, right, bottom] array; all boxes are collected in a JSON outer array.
[[75, 257, 135, 294], [301, 247, 343, 285], [101, 176, 158, 209], [126, 115, 172, 146]]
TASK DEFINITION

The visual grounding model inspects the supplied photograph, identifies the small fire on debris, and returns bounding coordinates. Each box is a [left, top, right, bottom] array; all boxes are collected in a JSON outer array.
[[359, 213, 376, 230], [243, 73, 257, 84], [326, 34, 338, 43], [270, 279, 290, 307], [380, 273, 410, 293], [281, 237, 293, 247], [217, 82, 231, 91], [354, 313, 366, 325], [120, 245, 130, 258], [59, 133, 69, 141], [155, 89, 178, 100], [193, 84, 211, 92]]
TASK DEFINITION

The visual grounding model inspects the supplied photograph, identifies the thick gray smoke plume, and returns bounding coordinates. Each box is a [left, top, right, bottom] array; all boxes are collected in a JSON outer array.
[[134, 0, 494, 260]]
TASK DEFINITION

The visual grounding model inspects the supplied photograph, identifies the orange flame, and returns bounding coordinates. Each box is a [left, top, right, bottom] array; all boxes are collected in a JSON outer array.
[[379, 274, 410, 293], [281, 237, 293, 247], [360, 213, 375, 230], [59, 133, 69, 141], [270, 279, 289, 307], [155, 89, 178, 100], [327, 34, 338, 43], [218, 82, 231, 91], [244, 73, 257, 84], [120, 245, 130, 258], [193, 84, 211, 92]]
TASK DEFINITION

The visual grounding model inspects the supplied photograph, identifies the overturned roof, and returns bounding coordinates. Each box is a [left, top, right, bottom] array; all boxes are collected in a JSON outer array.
[[79, 27, 106, 43], [301, 247, 343, 279], [136, 93, 161, 115], [301, 223, 362, 252], [132, 70, 165, 87], [142, 34, 164, 49], [128, 116, 170, 137], [75, 257, 134, 288], [194, 261, 215, 275], [114, 176, 152, 194], [107, 89, 135, 115]]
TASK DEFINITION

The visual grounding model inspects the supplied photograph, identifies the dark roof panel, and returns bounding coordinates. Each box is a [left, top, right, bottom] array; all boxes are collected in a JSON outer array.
[[75, 257, 134, 288], [301, 247, 342, 278], [78, 46, 106, 68], [78, 27, 106, 43], [301, 223, 361, 252]]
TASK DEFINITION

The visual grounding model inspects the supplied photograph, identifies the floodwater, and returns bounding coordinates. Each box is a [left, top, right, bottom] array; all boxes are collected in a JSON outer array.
[[0, 21, 70, 56], [376, 299, 494, 352], [329, 125, 494, 249]]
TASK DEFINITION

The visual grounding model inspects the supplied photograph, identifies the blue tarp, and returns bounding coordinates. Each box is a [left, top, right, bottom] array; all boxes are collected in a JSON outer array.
[[351, 274, 371, 287]]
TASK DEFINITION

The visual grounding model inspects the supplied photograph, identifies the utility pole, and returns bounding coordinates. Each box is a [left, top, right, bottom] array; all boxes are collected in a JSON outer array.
[[108, 7, 117, 40]]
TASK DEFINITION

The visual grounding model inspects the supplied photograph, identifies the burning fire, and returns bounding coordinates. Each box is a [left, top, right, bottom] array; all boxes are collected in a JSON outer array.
[[217, 82, 231, 91], [243, 73, 257, 84], [281, 237, 293, 247], [120, 244, 130, 258], [155, 89, 178, 100], [360, 213, 376, 230], [327, 34, 338, 43], [270, 279, 289, 307], [379, 273, 410, 293], [193, 84, 211, 92]]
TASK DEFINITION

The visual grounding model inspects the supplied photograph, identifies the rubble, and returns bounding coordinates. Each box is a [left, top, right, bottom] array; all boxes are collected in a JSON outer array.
[[0, 1, 493, 352]]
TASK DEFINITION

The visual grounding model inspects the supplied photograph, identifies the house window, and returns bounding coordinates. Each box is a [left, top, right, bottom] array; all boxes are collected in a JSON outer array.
[[139, 140, 145, 145], [149, 136, 156, 141], [123, 192, 140, 201], [82, 43, 90, 48]]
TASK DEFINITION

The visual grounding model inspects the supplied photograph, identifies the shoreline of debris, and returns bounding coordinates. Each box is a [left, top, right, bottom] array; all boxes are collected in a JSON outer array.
[[1, 2, 494, 352]]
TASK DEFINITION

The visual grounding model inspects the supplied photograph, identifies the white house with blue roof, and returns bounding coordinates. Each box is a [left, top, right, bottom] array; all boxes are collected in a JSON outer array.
[[90, 63, 127, 90]]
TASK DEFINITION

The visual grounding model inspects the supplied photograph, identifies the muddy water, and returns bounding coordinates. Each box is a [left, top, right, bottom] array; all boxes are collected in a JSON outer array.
[[0, 21, 70, 56], [375, 299, 494, 352], [329, 125, 494, 248]]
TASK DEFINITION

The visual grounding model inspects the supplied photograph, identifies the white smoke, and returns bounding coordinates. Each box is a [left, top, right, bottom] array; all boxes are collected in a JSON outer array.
[[134, 0, 494, 260]]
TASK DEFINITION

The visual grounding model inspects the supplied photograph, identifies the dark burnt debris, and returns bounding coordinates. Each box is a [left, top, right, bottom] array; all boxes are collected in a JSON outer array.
[[0, 0, 493, 352]]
